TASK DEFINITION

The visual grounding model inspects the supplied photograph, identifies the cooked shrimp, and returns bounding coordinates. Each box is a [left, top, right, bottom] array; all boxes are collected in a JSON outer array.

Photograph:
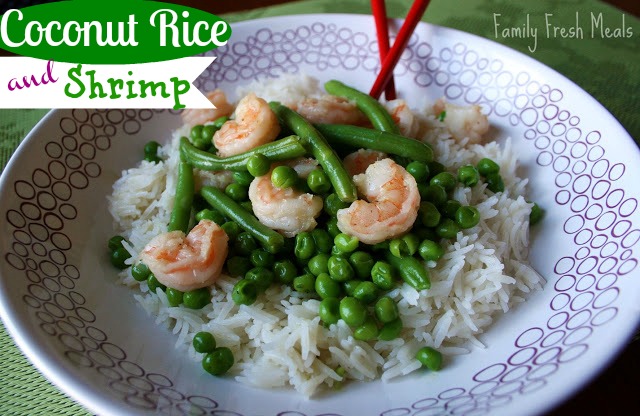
[[286, 157, 319, 179], [249, 169, 323, 238], [290, 95, 369, 126], [337, 159, 420, 245], [433, 98, 489, 144], [181, 90, 234, 128], [140, 220, 228, 292], [386, 99, 421, 138], [343, 149, 387, 177], [213, 93, 280, 157]]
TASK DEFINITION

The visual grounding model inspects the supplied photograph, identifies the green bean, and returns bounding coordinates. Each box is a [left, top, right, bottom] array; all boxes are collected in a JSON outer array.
[[324, 80, 399, 134], [269, 102, 357, 202], [180, 135, 306, 172], [385, 253, 431, 291], [201, 186, 284, 254], [168, 162, 194, 233], [314, 124, 433, 163]]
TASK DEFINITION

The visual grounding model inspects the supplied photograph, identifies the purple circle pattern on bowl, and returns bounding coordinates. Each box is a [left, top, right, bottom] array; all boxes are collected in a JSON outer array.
[[2, 20, 638, 416]]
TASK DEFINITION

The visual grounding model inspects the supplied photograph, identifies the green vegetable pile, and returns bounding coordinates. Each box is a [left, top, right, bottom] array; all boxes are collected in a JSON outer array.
[[109, 80, 544, 379]]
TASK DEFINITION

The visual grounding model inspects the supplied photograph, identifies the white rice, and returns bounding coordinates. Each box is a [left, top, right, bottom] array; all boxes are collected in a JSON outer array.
[[108, 74, 543, 397]]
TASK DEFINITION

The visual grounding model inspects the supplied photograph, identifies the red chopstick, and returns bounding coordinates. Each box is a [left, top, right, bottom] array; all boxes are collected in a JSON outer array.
[[371, 0, 396, 100], [369, 0, 430, 100]]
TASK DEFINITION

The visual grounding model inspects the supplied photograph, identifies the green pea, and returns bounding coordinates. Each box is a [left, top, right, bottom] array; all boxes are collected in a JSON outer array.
[[144, 154, 162, 163], [343, 280, 360, 297], [406, 161, 429, 182], [348, 251, 375, 279], [225, 256, 250, 277], [416, 346, 443, 371], [430, 172, 456, 191], [293, 273, 316, 293], [353, 316, 379, 341], [419, 202, 441, 228], [378, 317, 403, 341], [421, 185, 447, 206], [308, 253, 330, 276], [334, 233, 359, 253], [165, 288, 183, 307], [202, 124, 218, 141], [457, 165, 479, 187], [455, 206, 480, 229], [414, 226, 438, 242], [196, 208, 226, 225], [273, 260, 297, 284], [193, 331, 216, 353], [436, 218, 460, 239], [271, 165, 298, 188], [221, 221, 241, 241], [110, 247, 131, 270], [353, 281, 379, 304], [442, 200, 462, 220], [143, 141, 160, 157], [324, 193, 349, 216], [530, 202, 545, 226], [233, 171, 254, 187], [246, 153, 270, 177], [339, 297, 367, 327], [311, 229, 333, 253], [371, 240, 390, 252], [485, 172, 505, 193], [249, 250, 275, 268], [295, 177, 312, 193], [325, 217, 341, 238], [190, 125, 204, 141], [202, 347, 234, 376], [183, 288, 211, 309], [108, 235, 126, 252], [245, 267, 274, 292], [331, 245, 347, 258], [240, 200, 253, 212], [131, 262, 150, 282], [328, 255, 355, 282], [212, 115, 229, 129], [234, 232, 257, 256], [307, 169, 332, 194], [225, 183, 249, 202], [318, 297, 340, 325], [147, 274, 165, 293], [294, 232, 316, 259], [477, 158, 500, 176], [417, 183, 430, 200], [427, 161, 445, 179], [418, 240, 445, 262], [374, 297, 399, 323], [371, 261, 395, 290], [389, 234, 420, 258], [315, 272, 342, 299], [232, 279, 257, 305], [391, 155, 411, 167]]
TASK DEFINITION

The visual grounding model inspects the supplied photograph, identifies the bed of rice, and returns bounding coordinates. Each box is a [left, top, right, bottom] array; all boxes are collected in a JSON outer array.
[[108, 74, 543, 397]]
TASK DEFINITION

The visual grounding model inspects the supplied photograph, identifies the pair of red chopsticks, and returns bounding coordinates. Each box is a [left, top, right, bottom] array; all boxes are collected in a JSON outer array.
[[370, 0, 430, 100]]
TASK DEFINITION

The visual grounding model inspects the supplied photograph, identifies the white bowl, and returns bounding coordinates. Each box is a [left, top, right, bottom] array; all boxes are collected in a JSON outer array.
[[1, 14, 639, 416]]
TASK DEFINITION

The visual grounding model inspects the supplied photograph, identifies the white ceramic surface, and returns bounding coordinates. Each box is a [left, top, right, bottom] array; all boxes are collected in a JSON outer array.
[[1, 14, 639, 416]]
